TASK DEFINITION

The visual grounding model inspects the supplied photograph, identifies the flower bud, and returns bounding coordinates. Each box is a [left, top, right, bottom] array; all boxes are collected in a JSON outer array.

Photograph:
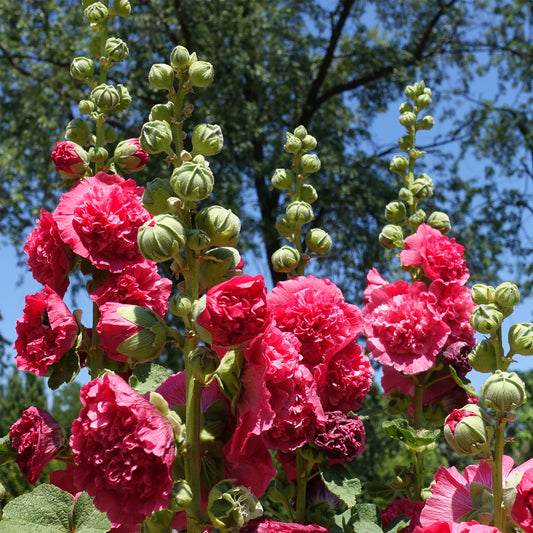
[[300, 153, 321, 174], [105, 37, 129, 62], [293, 125, 308, 140], [149, 63, 175, 91], [87, 146, 108, 163], [65, 118, 90, 146], [90, 83, 120, 112], [51, 141, 90, 179], [84, 2, 108, 24], [149, 102, 175, 122], [471, 284, 496, 305], [427, 211, 451, 233], [188, 61, 214, 87], [169, 481, 193, 512], [411, 173, 433, 200], [113, 84, 132, 112], [170, 161, 214, 202], [284, 132, 302, 155], [142, 178, 175, 215], [390, 155, 409, 174], [301, 183, 318, 204], [482, 370, 527, 412], [275, 215, 298, 236], [495, 282, 520, 308], [417, 115, 435, 130], [140, 120, 173, 154], [78, 99, 95, 115], [113, 0, 131, 17], [470, 304, 503, 334], [195, 205, 241, 247], [271, 246, 300, 272], [301, 134, 317, 151], [271, 168, 294, 190], [285, 201, 313, 225], [468, 339, 499, 373], [399, 112, 417, 128], [409, 209, 426, 228], [199, 247, 242, 284], [443, 405, 493, 456], [508, 323, 533, 356], [379, 224, 404, 249], [169, 292, 193, 319], [137, 214, 187, 262], [114, 138, 148, 173], [189, 346, 220, 379], [416, 94, 432, 110], [70, 56, 94, 81], [305, 228, 332, 254], [192, 123, 224, 156], [398, 187, 413, 203], [385, 201, 407, 224], [185, 229, 210, 252], [82, 0, 99, 7], [398, 135, 411, 152], [170, 45, 190, 70]]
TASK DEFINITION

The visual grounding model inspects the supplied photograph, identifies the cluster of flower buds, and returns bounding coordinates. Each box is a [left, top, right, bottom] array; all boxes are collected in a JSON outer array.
[[270, 126, 332, 275], [443, 404, 493, 456], [381, 82, 449, 250]]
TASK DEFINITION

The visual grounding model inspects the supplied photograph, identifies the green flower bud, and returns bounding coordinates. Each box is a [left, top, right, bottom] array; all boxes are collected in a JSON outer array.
[[170, 161, 214, 202], [196, 205, 241, 247], [70, 56, 95, 81], [169, 293, 193, 318], [293, 125, 308, 140], [186, 229, 211, 251], [113, 0, 131, 17], [284, 132, 302, 155], [78, 99, 95, 115], [416, 94, 432, 110], [87, 146, 108, 163], [149, 102, 175, 123], [399, 112, 417, 128], [399, 187, 413, 203], [113, 84, 132, 112], [471, 284, 496, 305], [271, 246, 300, 272], [82, 0, 99, 7], [137, 214, 187, 262], [142, 178, 175, 215], [495, 282, 520, 308], [444, 405, 493, 456], [379, 224, 404, 249], [90, 83, 120, 112], [199, 247, 241, 285], [271, 168, 294, 190], [409, 209, 426, 228], [301, 134, 317, 151], [482, 370, 527, 412], [411, 173, 433, 200], [192, 123, 224, 156], [275, 215, 298, 236], [508, 323, 533, 356], [140, 120, 173, 154], [470, 304, 504, 334], [417, 115, 435, 130], [399, 102, 413, 113], [398, 135, 411, 152], [169, 481, 193, 512], [427, 211, 451, 233], [189, 346, 220, 379], [390, 155, 409, 174], [170, 45, 190, 70], [468, 339, 499, 373], [385, 201, 407, 224], [300, 153, 321, 174], [65, 118, 90, 146], [105, 37, 129, 62], [188, 61, 214, 87], [285, 201, 314, 225], [300, 183, 318, 204], [149, 63, 175, 91], [305, 228, 332, 254], [84, 2, 108, 24]]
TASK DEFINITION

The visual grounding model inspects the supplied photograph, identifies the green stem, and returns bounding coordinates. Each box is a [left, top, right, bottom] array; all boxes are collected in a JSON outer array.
[[171, 79, 187, 166], [492, 416, 507, 531], [295, 449, 307, 523]]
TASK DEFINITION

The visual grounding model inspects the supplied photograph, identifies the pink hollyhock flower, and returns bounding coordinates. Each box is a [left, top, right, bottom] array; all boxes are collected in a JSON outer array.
[[314, 341, 373, 412], [241, 518, 330, 532], [54, 172, 152, 272], [9, 407, 64, 484], [24, 208, 72, 297], [362, 280, 450, 374], [381, 498, 424, 533], [267, 275, 362, 369], [114, 138, 149, 174], [51, 141, 89, 179], [413, 522, 499, 533], [313, 411, 365, 460], [195, 274, 270, 348], [70, 373, 175, 531], [363, 267, 389, 303], [511, 468, 533, 532], [15, 285, 78, 376], [90, 260, 172, 318], [401, 224, 469, 284]]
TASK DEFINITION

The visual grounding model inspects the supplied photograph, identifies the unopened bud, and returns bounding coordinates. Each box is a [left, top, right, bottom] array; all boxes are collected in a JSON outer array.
[[399, 102, 413, 113], [170, 161, 214, 202], [390, 155, 409, 174], [301, 184, 318, 204], [470, 304, 503, 334], [300, 153, 321, 174], [508, 323, 533, 356], [411, 174, 433, 200], [416, 94, 432, 110], [271, 168, 294, 190], [271, 246, 300, 272], [285, 201, 314, 225], [170, 45, 190, 71], [70, 57, 94, 81], [495, 282, 520, 308], [284, 132, 302, 155], [149, 63, 175, 91], [189, 346, 220, 379], [482, 370, 527, 413], [90, 83, 120, 112], [137, 214, 187, 262], [399, 187, 413, 203], [305, 228, 332, 254], [186, 229, 211, 251], [443, 404, 493, 456], [427, 211, 451, 233], [471, 284, 496, 305], [113, 0, 131, 17], [114, 84, 132, 112], [409, 209, 426, 228], [398, 135, 411, 152], [142, 178, 175, 215], [417, 115, 435, 130], [78, 99, 94, 115], [399, 112, 417, 128], [149, 102, 175, 122], [301, 134, 317, 151], [293, 125, 308, 140], [379, 224, 404, 249], [195, 205, 241, 247], [188, 61, 214, 87], [192, 123, 224, 156], [84, 2, 108, 24], [114, 138, 148, 173], [87, 146, 108, 163], [65, 118, 90, 146], [468, 339, 499, 374], [105, 37, 129, 63], [385, 201, 407, 224], [199, 247, 241, 283], [169, 481, 193, 511], [140, 120, 173, 154], [275, 215, 297, 236], [169, 293, 193, 318]]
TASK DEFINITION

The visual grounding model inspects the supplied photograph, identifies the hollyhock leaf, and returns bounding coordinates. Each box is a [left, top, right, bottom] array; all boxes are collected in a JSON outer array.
[[384, 515, 411, 533], [215, 349, 244, 408], [71, 491, 113, 532], [47, 345, 81, 391], [320, 462, 362, 506], [382, 419, 440, 451], [129, 363, 170, 396], [0, 434, 16, 465], [353, 519, 383, 533], [355, 503, 381, 524], [448, 366, 478, 398]]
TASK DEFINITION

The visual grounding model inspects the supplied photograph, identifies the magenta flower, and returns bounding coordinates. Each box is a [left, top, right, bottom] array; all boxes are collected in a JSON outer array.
[[511, 468, 533, 532], [15, 285, 78, 376], [9, 407, 64, 484], [241, 518, 331, 532], [50, 141, 88, 179], [70, 373, 175, 531], [400, 224, 469, 284], [413, 522, 499, 533], [114, 138, 149, 173], [381, 498, 424, 533], [53, 172, 152, 272]]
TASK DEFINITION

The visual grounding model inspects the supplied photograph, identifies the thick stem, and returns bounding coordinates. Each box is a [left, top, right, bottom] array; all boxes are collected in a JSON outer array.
[[295, 449, 307, 523]]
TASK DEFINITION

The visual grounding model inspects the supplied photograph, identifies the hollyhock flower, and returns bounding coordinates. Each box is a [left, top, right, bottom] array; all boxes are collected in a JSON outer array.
[[381, 498, 424, 533], [440, 341, 472, 376], [9, 407, 64, 484], [267, 275, 362, 368], [195, 274, 270, 348], [24, 208, 72, 297], [313, 411, 365, 460], [15, 285, 78, 376], [69, 373, 175, 531], [89, 260, 172, 318], [362, 280, 450, 374], [363, 267, 389, 303], [114, 138, 149, 173], [400, 224, 469, 284], [413, 522, 499, 533], [241, 518, 330, 532], [511, 468, 533, 532], [51, 141, 89, 179], [54, 172, 152, 272]]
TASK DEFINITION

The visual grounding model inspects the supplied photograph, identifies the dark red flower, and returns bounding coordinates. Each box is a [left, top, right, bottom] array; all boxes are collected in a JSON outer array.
[[313, 411, 366, 460]]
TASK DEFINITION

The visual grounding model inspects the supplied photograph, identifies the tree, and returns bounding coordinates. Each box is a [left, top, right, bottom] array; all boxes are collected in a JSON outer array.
[[2, 0, 533, 302]]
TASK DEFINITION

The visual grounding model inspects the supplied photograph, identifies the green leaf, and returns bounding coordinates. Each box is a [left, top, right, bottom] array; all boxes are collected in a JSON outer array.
[[320, 462, 362, 506], [382, 419, 440, 452], [448, 366, 478, 398], [72, 491, 112, 532], [355, 503, 380, 524], [0, 434, 16, 466], [353, 519, 383, 533], [384, 515, 410, 533], [129, 363, 170, 396], [47, 345, 81, 391]]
